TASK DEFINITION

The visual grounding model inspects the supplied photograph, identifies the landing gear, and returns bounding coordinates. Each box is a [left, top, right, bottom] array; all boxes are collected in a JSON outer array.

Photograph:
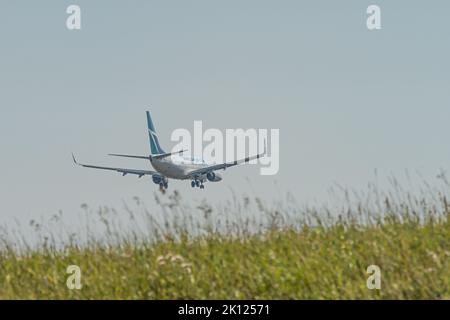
[[159, 181, 168, 190], [191, 180, 205, 189]]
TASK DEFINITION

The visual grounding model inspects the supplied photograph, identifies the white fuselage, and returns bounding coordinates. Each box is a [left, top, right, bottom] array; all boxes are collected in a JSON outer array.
[[150, 155, 210, 180]]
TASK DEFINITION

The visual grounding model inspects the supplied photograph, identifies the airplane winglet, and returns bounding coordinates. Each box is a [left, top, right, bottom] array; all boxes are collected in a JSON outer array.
[[72, 153, 79, 165]]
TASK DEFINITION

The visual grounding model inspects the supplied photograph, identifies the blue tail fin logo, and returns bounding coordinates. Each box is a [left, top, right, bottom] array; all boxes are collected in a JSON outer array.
[[146, 111, 165, 155]]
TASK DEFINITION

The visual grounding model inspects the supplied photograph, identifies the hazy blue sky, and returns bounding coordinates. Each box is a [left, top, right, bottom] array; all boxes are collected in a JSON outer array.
[[1, 1, 449, 226]]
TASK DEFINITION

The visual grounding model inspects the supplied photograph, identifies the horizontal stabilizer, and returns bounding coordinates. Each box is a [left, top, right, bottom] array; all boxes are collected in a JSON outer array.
[[152, 149, 187, 160], [108, 154, 150, 160]]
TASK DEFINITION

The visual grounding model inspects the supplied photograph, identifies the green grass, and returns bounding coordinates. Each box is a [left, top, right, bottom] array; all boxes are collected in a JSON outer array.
[[0, 188, 449, 299]]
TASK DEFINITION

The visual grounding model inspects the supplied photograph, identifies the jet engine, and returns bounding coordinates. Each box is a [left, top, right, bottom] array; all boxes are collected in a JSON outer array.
[[206, 172, 222, 182], [152, 175, 163, 184]]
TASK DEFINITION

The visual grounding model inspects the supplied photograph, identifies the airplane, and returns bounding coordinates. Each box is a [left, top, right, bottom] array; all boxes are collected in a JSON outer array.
[[72, 111, 266, 190]]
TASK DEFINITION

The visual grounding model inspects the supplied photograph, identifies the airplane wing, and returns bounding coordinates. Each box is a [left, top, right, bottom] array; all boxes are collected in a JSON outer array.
[[72, 154, 158, 178], [186, 146, 266, 179]]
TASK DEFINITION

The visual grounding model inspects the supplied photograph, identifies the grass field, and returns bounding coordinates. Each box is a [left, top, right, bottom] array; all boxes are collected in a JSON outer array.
[[0, 184, 449, 299]]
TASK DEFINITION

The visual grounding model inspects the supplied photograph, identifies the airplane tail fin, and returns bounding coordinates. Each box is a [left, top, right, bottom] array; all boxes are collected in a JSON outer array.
[[146, 111, 165, 155]]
